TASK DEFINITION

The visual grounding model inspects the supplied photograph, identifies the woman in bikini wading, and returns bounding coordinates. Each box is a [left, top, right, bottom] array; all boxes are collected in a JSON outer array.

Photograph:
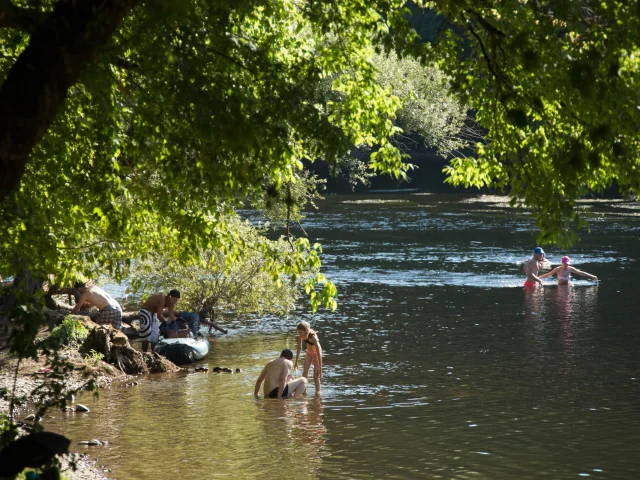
[[539, 256, 598, 285], [294, 321, 322, 394]]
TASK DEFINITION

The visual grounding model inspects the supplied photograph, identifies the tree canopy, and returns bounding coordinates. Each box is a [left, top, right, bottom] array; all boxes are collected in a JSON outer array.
[[0, 0, 422, 306], [1, 0, 639, 298], [126, 215, 314, 316], [427, 0, 640, 244]]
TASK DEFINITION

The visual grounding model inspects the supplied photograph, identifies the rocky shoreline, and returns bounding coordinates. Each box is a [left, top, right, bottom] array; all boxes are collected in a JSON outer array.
[[0, 311, 162, 480], [0, 305, 188, 479], [60, 454, 111, 480], [0, 348, 125, 480]]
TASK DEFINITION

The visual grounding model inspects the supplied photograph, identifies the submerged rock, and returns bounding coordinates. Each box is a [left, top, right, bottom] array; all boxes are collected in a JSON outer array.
[[75, 404, 90, 413]]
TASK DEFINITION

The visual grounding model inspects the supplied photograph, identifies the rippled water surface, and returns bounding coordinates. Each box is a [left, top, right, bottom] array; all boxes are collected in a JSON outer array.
[[47, 194, 640, 479]]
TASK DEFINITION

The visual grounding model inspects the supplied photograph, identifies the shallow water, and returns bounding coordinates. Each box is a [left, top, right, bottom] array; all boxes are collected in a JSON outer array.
[[47, 194, 640, 479]]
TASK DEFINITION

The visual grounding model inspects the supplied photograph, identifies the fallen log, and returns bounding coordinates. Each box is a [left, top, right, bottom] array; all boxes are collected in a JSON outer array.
[[201, 318, 228, 334], [44, 284, 77, 310]]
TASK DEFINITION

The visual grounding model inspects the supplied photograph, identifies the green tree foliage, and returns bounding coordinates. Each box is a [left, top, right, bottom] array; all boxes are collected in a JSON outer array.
[[0, 0, 637, 294], [420, 0, 640, 245], [373, 50, 474, 156], [47, 317, 89, 350], [260, 171, 326, 236], [126, 215, 330, 315], [0, 0, 421, 300]]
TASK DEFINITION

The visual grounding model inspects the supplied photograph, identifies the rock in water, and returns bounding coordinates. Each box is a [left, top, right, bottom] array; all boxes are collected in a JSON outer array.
[[75, 404, 90, 413]]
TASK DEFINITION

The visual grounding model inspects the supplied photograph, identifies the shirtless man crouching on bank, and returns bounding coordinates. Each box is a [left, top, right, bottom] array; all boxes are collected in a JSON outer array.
[[139, 290, 180, 353], [254, 349, 307, 399], [72, 282, 123, 330]]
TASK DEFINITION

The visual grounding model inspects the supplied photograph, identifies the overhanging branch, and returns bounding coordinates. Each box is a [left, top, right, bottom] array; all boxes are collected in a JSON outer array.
[[0, 0, 48, 33], [0, 0, 141, 203]]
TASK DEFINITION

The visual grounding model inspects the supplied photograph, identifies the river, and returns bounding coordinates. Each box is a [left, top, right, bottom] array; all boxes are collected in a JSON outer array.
[[47, 193, 640, 479]]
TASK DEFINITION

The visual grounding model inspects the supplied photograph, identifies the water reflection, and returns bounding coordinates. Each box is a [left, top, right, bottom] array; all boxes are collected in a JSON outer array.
[[524, 284, 599, 356], [254, 395, 327, 476]]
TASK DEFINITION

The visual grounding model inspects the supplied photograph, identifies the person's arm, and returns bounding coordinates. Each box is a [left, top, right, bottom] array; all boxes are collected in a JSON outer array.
[[156, 298, 167, 323], [278, 362, 291, 398], [167, 300, 176, 321], [569, 266, 598, 281], [71, 291, 90, 314], [294, 336, 303, 371], [317, 342, 322, 379], [539, 267, 558, 280], [254, 366, 267, 397]]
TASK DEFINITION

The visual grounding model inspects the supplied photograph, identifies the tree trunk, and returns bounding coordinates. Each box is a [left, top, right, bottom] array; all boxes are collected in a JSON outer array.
[[0, 264, 44, 315], [0, 0, 140, 202], [83, 325, 180, 374]]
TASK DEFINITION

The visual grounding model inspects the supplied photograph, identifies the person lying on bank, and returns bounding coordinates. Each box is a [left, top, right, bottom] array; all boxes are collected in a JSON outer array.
[[254, 349, 307, 399]]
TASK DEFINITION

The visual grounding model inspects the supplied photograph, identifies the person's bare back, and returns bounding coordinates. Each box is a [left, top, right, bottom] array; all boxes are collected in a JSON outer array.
[[73, 285, 116, 311], [254, 349, 307, 398], [262, 357, 291, 395], [141, 292, 179, 322], [141, 293, 165, 314]]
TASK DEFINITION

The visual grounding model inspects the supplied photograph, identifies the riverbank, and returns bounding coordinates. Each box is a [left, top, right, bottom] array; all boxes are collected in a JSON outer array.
[[0, 324, 133, 480], [0, 328, 128, 414]]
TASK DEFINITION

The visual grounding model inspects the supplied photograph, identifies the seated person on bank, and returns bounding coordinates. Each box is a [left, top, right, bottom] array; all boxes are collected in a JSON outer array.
[[254, 349, 307, 399]]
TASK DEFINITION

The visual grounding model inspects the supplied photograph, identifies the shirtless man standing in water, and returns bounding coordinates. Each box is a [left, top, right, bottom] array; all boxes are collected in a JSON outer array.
[[254, 349, 307, 399], [523, 247, 547, 287], [139, 290, 180, 352]]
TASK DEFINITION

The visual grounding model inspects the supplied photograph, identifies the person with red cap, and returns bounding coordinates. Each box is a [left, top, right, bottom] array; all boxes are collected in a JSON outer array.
[[539, 256, 598, 285]]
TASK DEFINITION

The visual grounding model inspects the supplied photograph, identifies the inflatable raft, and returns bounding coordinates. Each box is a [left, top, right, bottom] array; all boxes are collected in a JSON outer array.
[[154, 336, 210, 365]]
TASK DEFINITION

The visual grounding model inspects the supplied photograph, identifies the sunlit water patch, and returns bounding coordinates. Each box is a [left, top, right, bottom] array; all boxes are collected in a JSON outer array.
[[47, 195, 640, 480]]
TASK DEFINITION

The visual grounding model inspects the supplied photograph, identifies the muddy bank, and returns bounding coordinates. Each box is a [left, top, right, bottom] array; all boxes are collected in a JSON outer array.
[[0, 315, 180, 480], [0, 349, 121, 479], [0, 350, 123, 414]]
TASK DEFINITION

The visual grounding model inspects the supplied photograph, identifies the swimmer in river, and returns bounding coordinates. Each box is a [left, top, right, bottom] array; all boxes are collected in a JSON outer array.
[[523, 247, 547, 287], [539, 255, 598, 285]]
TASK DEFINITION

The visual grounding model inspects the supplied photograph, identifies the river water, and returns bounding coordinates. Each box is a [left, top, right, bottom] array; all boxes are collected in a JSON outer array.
[[47, 193, 640, 479]]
